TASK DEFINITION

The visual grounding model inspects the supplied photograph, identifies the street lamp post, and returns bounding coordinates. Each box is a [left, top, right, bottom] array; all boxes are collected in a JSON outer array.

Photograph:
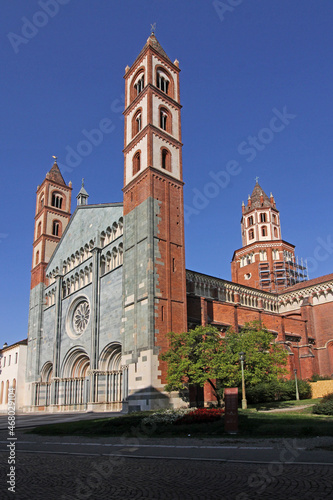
[[239, 352, 247, 409], [294, 368, 300, 401]]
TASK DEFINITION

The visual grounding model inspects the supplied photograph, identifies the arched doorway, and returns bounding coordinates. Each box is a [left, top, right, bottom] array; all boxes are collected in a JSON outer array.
[[61, 348, 90, 407], [99, 343, 124, 408], [36, 362, 53, 407]]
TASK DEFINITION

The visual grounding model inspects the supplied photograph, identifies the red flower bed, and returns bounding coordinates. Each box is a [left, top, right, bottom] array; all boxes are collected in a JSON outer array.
[[174, 408, 224, 425]]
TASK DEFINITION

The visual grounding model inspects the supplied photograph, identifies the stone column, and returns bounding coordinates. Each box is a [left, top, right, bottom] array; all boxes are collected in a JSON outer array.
[[51, 271, 63, 405], [89, 244, 101, 403]]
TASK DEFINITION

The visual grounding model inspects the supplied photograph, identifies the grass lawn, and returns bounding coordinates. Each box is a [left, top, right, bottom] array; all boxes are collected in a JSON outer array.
[[248, 398, 319, 412], [29, 400, 333, 439]]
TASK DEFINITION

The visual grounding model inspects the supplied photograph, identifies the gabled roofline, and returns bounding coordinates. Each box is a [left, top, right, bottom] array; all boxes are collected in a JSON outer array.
[[1, 338, 27, 353], [46, 202, 123, 272], [278, 273, 333, 295]]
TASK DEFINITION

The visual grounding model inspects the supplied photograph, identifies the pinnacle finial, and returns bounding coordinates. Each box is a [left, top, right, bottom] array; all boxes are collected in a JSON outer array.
[[52, 155, 58, 164], [255, 176, 259, 184], [82, 178, 85, 188], [150, 22, 156, 35]]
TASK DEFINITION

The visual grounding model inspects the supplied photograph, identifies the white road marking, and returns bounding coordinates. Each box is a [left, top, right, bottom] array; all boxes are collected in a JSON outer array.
[[77, 443, 102, 446], [100, 453, 227, 462], [0, 440, 37, 444], [0, 441, 274, 450], [239, 446, 273, 450], [28, 442, 270, 450], [44, 442, 75, 445], [2, 449, 333, 466], [11, 449, 98, 457], [66, 452, 100, 456]]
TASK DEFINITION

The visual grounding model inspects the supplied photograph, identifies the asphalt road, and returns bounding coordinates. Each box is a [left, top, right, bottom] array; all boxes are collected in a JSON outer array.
[[1, 433, 333, 464], [0, 412, 332, 499], [0, 449, 332, 500]]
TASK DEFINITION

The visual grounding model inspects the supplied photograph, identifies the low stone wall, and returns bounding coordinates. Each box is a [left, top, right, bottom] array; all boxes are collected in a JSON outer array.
[[310, 380, 333, 398]]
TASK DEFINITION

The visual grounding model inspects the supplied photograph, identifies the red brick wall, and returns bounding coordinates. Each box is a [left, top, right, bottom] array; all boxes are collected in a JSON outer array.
[[186, 296, 322, 383], [284, 317, 306, 338], [30, 263, 48, 290], [154, 175, 187, 383], [211, 302, 237, 327], [312, 302, 333, 346], [312, 302, 333, 376]]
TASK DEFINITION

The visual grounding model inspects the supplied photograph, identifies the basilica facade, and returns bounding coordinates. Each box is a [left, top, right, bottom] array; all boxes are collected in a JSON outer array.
[[23, 34, 333, 413]]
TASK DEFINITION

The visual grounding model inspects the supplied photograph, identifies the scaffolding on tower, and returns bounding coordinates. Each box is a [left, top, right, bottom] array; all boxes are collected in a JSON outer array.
[[259, 254, 308, 292]]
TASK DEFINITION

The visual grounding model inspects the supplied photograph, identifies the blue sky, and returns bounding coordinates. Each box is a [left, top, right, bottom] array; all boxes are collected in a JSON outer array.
[[1, 1, 333, 346]]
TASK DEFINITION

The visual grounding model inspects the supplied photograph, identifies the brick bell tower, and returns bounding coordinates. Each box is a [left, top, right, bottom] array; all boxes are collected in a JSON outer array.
[[26, 159, 72, 385], [122, 33, 187, 410], [231, 180, 306, 292]]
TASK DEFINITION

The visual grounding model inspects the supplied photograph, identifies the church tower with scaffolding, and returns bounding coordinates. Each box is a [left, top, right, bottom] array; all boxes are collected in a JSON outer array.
[[231, 180, 307, 292]]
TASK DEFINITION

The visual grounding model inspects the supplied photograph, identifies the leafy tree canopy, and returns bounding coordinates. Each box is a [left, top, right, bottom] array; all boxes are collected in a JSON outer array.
[[216, 321, 288, 388], [161, 321, 288, 405]]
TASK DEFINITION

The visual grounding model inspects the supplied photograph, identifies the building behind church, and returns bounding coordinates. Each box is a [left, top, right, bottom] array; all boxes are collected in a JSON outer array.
[[1, 34, 332, 413]]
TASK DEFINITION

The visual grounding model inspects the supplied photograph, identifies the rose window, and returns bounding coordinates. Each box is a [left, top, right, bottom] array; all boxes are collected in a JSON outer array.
[[73, 301, 90, 334]]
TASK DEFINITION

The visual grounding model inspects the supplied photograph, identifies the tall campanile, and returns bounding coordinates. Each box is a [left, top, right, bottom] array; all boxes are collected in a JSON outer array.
[[26, 160, 72, 388], [122, 33, 187, 410]]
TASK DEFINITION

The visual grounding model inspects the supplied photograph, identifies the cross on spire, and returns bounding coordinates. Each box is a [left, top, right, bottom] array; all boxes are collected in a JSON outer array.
[[150, 22, 156, 35], [255, 176, 259, 184]]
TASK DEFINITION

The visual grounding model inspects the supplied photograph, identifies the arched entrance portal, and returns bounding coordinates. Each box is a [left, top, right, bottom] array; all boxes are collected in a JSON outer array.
[[34, 344, 126, 411], [35, 362, 53, 407], [98, 343, 124, 410], [61, 347, 90, 407]]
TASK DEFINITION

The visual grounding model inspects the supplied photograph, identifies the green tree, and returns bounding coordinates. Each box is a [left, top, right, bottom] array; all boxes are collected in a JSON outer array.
[[161, 321, 288, 406], [216, 321, 288, 390], [161, 325, 224, 406]]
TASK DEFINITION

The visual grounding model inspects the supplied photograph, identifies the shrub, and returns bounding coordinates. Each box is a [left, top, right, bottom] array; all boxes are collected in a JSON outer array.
[[246, 379, 312, 404], [313, 392, 333, 415], [246, 381, 282, 404], [284, 379, 312, 400], [142, 408, 195, 425], [174, 408, 224, 425]]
